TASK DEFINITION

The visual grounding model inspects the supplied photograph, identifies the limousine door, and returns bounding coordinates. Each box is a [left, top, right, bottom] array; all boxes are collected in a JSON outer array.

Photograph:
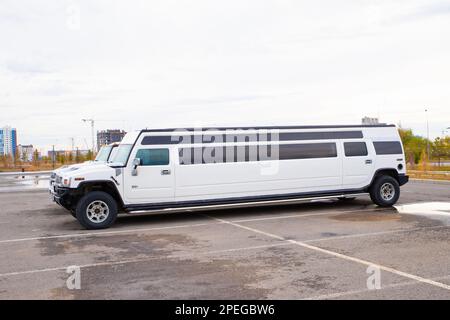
[[342, 140, 375, 188], [123, 147, 175, 204]]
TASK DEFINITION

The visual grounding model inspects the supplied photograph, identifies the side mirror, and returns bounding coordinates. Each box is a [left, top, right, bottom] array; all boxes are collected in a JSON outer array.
[[133, 158, 141, 167], [132, 158, 141, 176]]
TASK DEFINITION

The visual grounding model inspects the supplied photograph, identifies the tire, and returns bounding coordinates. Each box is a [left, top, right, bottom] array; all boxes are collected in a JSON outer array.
[[75, 191, 118, 229], [369, 175, 400, 207]]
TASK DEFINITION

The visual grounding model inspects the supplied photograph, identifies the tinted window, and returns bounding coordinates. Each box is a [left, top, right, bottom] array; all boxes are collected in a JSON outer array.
[[344, 142, 368, 157], [143, 131, 363, 145], [373, 141, 403, 155], [280, 131, 362, 141], [279, 143, 337, 159], [136, 149, 169, 166], [179, 143, 336, 165]]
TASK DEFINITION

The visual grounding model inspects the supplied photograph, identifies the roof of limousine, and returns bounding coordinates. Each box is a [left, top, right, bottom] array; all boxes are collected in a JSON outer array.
[[140, 124, 395, 133]]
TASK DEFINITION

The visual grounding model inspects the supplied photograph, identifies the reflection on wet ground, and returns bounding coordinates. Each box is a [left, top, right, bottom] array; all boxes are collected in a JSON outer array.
[[0, 176, 48, 192], [395, 202, 450, 225]]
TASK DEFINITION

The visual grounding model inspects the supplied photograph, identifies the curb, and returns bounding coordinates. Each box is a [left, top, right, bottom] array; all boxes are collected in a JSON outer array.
[[410, 178, 450, 184]]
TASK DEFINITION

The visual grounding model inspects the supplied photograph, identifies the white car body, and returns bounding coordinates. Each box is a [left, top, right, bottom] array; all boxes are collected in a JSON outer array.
[[50, 125, 409, 229]]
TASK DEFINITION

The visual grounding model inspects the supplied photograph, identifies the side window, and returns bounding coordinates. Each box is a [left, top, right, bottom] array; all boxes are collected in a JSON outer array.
[[344, 142, 368, 157], [136, 149, 169, 166], [373, 141, 403, 155]]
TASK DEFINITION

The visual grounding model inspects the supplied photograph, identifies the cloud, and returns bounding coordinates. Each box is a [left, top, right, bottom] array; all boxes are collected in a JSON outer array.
[[0, 0, 449, 150]]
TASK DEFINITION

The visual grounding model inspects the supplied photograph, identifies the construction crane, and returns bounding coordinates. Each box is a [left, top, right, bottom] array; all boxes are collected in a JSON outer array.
[[82, 118, 129, 153], [82, 119, 96, 153]]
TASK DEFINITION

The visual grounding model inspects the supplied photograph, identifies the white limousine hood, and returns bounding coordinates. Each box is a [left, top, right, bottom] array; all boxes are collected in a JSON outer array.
[[63, 164, 117, 188]]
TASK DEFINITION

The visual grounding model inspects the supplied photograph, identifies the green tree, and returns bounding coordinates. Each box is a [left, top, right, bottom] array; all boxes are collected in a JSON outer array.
[[432, 136, 450, 165], [33, 149, 40, 167], [398, 128, 429, 165]]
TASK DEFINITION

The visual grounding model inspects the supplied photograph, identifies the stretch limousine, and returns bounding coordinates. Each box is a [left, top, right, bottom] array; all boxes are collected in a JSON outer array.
[[50, 124, 409, 229]]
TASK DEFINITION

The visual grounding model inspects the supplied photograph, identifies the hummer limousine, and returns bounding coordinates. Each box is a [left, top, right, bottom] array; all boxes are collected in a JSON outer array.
[[50, 124, 409, 229]]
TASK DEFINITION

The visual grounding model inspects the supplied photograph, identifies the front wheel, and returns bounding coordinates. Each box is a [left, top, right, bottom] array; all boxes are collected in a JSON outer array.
[[75, 191, 118, 229], [369, 175, 400, 207]]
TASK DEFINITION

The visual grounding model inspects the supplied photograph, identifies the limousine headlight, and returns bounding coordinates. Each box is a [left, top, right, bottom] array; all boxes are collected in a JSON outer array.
[[62, 177, 71, 187]]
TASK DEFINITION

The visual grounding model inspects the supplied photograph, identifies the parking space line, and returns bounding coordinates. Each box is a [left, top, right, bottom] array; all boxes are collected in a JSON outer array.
[[302, 225, 449, 243], [307, 273, 450, 300], [231, 207, 390, 223], [0, 222, 214, 244], [0, 242, 293, 278], [205, 215, 450, 292], [0, 207, 389, 245]]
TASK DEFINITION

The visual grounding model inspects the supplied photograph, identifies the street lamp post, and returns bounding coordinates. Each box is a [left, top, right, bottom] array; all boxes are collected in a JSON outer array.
[[425, 109, 430, 161]]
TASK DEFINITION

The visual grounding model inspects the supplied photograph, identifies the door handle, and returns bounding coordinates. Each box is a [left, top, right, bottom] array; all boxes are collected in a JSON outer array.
[[161, 169, 171, 175], [365, 159, 373, 164]]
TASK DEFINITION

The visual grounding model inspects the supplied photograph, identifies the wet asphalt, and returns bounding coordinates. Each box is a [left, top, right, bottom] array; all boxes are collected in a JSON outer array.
[[0, 179, 449, 300]]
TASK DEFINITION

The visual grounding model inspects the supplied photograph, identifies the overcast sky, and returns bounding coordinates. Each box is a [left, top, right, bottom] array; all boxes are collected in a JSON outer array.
[[1, 0, 450, 151]]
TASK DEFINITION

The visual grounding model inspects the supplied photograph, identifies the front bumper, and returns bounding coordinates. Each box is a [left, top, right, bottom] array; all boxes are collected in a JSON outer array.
[[50, 185, 71, 208], [398, 174, 409, 186]]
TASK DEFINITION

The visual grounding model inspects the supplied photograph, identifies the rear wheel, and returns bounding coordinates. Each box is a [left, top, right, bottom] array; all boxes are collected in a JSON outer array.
[[369, 175, 400, 207], [75, 191, 118, 229]]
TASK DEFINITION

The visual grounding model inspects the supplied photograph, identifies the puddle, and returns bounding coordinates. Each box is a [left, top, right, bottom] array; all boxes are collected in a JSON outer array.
[[0, 176, 48, 192], [395, 202, 450, 216], [332, 202, 450, 223], [395, 202, 450, 225], [332, 211, 401, 222]]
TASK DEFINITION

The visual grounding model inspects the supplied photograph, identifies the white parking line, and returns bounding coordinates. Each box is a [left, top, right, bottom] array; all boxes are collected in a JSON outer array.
[[307, 273, 450, 300], [0, 207, 388, 245], [231, 207, 390, 223], [302, 225, 449, 243], [0, 242, 293, 278], [205, 215, 450, 292], [0, 222, 213, 244]]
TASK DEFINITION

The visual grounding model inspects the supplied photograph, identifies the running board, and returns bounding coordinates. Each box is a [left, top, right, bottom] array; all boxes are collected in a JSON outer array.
[[124, 193, 367, 215]]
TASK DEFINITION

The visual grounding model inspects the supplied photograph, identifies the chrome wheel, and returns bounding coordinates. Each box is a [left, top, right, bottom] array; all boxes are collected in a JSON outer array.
[[380, 182, 395, 201], [86, 200, 110, 223]]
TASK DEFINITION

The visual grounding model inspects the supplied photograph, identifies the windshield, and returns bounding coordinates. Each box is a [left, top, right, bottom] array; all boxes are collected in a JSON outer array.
[[108, 146, 118, 162], [95, 146, 112, 162], [110, 144, 133, 166]]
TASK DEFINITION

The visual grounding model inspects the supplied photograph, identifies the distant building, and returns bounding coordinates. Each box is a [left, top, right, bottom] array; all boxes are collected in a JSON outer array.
[[18, 144, 34, 162], [0, 126, 17, 157], [362, 117, 379, 125], [97, 129, 126, 149]]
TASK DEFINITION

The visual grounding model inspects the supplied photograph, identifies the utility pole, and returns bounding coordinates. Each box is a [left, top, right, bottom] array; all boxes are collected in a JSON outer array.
[[82, 119, 96, 154]]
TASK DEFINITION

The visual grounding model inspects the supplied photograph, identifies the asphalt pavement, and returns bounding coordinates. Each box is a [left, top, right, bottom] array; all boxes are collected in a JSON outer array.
[[0, 179, 449, 299]]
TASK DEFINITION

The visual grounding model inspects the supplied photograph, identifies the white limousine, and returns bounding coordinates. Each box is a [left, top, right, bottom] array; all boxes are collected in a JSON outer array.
[[50, 125, 409, 229]]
